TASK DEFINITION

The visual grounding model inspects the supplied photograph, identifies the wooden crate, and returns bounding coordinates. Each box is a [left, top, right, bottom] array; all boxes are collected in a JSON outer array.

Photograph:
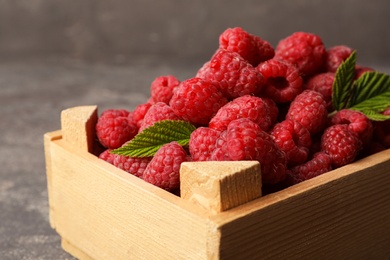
[[44, 106, 390, 259]]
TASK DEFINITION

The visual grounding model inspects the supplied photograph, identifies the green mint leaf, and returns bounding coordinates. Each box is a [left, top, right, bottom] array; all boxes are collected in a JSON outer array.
[[347, 72, 390, 120], [349, 71, 390, 107], [332, 50, 357, 111], [111, 120, 196, 157]]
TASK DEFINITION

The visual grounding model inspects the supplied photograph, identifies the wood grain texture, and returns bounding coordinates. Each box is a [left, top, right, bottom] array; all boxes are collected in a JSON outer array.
[[48, 133, 221, 259], [45, 106, 390, 259], [211, 149, 390, 259], [61, 105, 97, 153], [181, 161, 262, 214]]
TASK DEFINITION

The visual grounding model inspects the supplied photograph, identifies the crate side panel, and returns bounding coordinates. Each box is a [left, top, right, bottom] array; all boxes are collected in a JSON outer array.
[[216, 151, 390, 259], [49, 139, 218, 260], [43, 130, 62, 228]]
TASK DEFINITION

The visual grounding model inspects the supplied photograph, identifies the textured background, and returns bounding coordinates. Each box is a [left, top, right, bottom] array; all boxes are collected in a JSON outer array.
[[0, 1, 389, 259], [1, 0, 389, 65]]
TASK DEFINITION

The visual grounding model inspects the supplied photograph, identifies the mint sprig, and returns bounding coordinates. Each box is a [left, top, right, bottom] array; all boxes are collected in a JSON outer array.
[[332, 51, 390, 121], [332, 50, 357, 111], [111, 120, 196, 157]]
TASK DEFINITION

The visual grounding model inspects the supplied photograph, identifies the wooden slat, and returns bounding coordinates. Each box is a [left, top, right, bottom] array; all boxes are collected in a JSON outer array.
[[181, 161, 261, 214], [43, 130, 62, 228], [211, 148, 390, 259], [60, 105, 97, 152], [49, 137, 220, 260]]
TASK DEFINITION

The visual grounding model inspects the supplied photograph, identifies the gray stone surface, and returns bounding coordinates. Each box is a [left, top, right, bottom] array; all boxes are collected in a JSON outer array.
[[0, 57, 197, 259], [0, 0, 389, 258]]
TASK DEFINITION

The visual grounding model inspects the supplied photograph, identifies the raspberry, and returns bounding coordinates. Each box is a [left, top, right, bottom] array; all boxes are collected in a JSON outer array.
[[143, 141, 188, 191], [305, 72, 335, 112], [328, 109, 373, 147], [286, 90, 328, 135], [256, 59, 303, 103], [196, 61, 211, 78], [219, 27, 274, 66], [355, 65, 374, 79], [169, 77, 228, 126], [270, 119, 312, 166], [275, 32, 326, 77], [96, 109, 138, 149], [225, 118, 287, 184], [325, 45, 354, 73], [372, 106, 390, 148], [209, 95, 273, 132], [200, 49, 265, 99], [98, 149, 115, 165], [262, 98, 279, 126], [321, 124, 363, 168], [113, 154, 151, 178], [150, 75, 180, 104], [138, 102, 181, 132], [210, 130, 229, 161], [287, 152, 332, 184], [189, 127, 223, 161], [132, 102, 152, 128]]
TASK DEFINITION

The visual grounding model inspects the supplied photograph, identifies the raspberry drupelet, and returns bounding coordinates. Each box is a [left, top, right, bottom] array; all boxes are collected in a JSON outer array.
[[256, 59, 303, 103], [275, 32, 326, 77]]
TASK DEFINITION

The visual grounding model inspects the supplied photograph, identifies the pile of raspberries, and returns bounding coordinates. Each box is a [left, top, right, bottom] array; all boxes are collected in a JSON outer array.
[[95, 27, 390, 194]]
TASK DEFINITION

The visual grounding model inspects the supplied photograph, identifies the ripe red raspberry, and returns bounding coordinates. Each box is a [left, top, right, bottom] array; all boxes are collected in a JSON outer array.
[[328, 109, 373, 147], [275, 32, 326, 77], [113, 154, 151, 178], [210, 130, 229, 161], [355, 65, 374, 79], [225, 118, 287, 184], [200, 49, 265, 99], [372, 106, 390, 148], [196, 61, 211, 78], [98, 149, 115, 165], [305, 72, 335, 112], [286, 90, 328, 135], [150, 75, 180, 104], [263, 97, 279, 126], [287, 152, 332, 184], [169, 77, 228, 126], [325, 45, 354, 73], [132, 102, 152, 128], [270, 119, 312, 166], [143, 141, 188, 191], [256, 59, 303, 103], [189, 127, 223, 161], [321, 124, 363, 168], [138, 102, 181, 132], [209, 95, 273, 132], [96, 109, 138, 149], [219, 27, 274, 66]]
